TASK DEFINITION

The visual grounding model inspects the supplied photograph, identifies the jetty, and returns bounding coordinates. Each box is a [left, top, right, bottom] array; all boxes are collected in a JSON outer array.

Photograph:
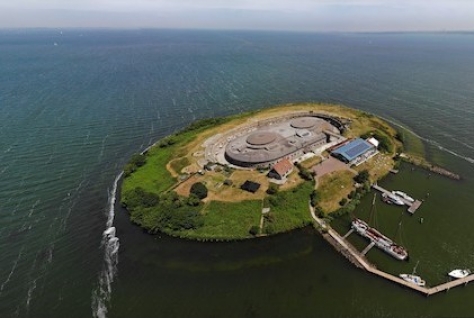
[[371, 184, 422, 215], [399, 153, 461, 180], [309, 204, 474, 296]]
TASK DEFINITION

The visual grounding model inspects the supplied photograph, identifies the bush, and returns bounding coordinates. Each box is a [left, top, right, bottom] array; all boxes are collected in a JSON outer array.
[[310, 190, 319, 207], [130, 153, 146, 167], [266, 183, 279, 195], [158, 210, 204, 231], [123, 153, 147, 177], [158, 137, 177, 148], [186, 193, 201, 207], [354, 170, 370, 184], [339, 198, 348, 206], [190, 182, 208, 199], [360, 131, 393, 153], [249, 226, 260, 236], [395, 132, 404, 142], [123, 187, 160, 209]]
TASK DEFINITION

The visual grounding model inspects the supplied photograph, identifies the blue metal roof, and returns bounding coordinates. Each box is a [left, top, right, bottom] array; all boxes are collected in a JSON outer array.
[[332, 138, 374, 162]]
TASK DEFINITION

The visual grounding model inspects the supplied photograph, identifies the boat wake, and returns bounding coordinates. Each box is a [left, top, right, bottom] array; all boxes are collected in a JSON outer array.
[[92, 172, 122, 318]]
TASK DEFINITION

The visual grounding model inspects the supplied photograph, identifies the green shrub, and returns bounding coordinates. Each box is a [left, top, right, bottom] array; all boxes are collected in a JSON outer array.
[[249, 226, 260, 236], [187, 193, 201, 207], [190, 182, 208, 199], [266, 183, 279, 195], [122, 187, 159, 209], [158, 210, 204, 231], [354, 170, 369, 184], [310, 190, 319, 207]]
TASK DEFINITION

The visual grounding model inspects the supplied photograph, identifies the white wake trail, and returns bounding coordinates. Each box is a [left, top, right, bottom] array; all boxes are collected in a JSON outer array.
[[92, 172, 123, 318]]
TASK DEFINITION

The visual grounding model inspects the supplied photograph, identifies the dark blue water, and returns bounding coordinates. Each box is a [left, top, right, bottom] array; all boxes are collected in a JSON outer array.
[[1, 29, 474, 317]]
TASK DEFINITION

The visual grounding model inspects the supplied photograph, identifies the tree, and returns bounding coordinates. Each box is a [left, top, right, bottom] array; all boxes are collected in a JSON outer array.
[[266, 183, 279, 195], [249, 226, 260, 236], [190, 182, 208, 200], [123, 187, 159, 209], [130, 153, 146, 167], [339, 198, 348, 206], [354, 170, 370, 184], [310, 190, 319, 207], [186, 193, 201, 207]]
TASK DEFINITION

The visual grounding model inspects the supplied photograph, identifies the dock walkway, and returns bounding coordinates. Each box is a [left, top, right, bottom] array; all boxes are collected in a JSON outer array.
[[371, 184, 422, 214], [309, 203, 474, 296]]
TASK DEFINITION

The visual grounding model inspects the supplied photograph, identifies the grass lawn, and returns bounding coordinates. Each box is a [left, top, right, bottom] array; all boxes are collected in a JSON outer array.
[[122, 145, 177, 199], [317, 170, 356, 214], [264, 181, 314, 234], [185, 200, 262, 240], [354, 153, 394, 183]]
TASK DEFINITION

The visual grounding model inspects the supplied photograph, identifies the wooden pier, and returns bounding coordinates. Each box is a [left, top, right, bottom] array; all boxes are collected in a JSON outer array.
[[361, 242, 375, 255], [309, 204, 474, 297], [371, 184, 422, 214], [343, 228, 354, 239], [407, 200, 422, 214]]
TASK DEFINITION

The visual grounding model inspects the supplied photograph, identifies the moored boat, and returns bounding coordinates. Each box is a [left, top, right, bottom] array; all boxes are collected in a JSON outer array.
[[351, 218, 368, 236], [448, 269, 471, 279], [393, 190, 415, 203], [382, 192, 404, 206], [399, 274, 426, 286], [351, 218, 408, 261]]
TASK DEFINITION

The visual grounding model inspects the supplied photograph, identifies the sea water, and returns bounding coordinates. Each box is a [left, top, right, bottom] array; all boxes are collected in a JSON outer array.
[[0, 29, 474, 317]]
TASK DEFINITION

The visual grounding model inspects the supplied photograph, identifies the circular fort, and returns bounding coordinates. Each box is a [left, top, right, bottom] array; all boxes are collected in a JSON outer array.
[[204, 112, 345, 168]]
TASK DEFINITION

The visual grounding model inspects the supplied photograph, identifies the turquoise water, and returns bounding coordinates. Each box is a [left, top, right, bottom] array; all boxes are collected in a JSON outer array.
[[0, 29, 474, 317]]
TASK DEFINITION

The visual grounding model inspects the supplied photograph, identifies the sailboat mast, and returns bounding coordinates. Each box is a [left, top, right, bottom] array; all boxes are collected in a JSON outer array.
[[413, 260, 420, 275], [369, 193, 377, 228]]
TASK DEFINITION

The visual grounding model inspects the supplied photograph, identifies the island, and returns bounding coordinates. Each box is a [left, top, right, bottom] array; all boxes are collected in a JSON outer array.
[[120, 103, 407, 241]]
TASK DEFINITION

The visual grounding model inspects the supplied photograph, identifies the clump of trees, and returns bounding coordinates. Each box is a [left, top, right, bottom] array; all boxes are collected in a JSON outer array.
[[122, 187, 205, 234], [295, 162, 315, 181], [354, 169, 370, 184], [124, 153, 147, 177], [310, 190, 319, 207], [361, 131, 393, 153], [158, 136, 177, 148]]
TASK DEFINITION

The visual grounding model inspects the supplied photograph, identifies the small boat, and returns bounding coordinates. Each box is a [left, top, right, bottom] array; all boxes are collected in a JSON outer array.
[[400, 260, 425, 286], [103, 226, 116, 238], [392, 191, 415, 203], [382, 192, 404, 206], [399, 274, 426, 286], [448, 269, 471, 279]]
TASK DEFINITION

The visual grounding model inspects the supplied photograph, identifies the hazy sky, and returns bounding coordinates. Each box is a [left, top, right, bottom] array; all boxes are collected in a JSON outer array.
[[1, 0, 474, 31]]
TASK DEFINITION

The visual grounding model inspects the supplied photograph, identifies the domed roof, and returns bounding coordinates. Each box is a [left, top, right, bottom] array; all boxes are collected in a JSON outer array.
[[290, 117, 319, 129], [246, 131, 278, 145]]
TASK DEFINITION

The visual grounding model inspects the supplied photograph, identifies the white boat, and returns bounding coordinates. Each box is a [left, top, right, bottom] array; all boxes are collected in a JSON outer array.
[[382, 192, 404, 206], [351, 218, 369, 236], [399, 274, 426, 286], [103, 226, 116, 238], [393, 191, 415, 203], [448, 269, 471, 279]]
